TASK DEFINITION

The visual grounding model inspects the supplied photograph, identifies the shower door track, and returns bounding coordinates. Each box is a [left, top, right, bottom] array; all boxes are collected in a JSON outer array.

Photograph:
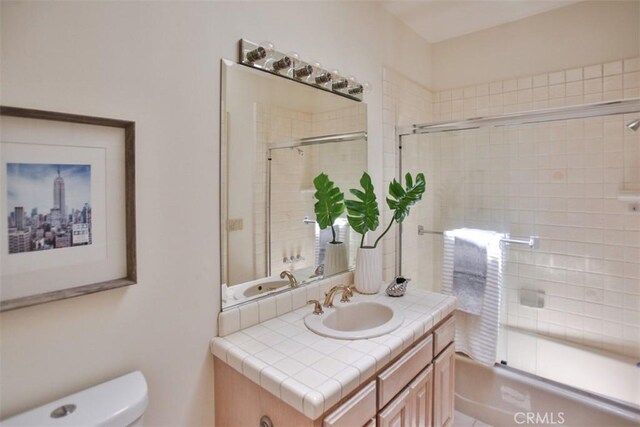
[[397, 98, 640, 136], [394, 97, 640, 275]]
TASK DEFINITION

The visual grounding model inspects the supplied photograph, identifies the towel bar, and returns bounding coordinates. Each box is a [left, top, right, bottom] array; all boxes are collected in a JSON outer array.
[[417, 225, 540, 249]]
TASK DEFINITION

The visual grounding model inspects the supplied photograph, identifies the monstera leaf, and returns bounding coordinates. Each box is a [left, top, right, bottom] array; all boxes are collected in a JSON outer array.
[[386, 173, 426, 223], [371, 172, 427, 248], [345, 172, 379, 247], [313, 173, 345, 243]]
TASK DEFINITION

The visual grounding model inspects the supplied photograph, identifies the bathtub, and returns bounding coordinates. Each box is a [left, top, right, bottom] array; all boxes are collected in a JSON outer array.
[[455, 355, 640, 426]]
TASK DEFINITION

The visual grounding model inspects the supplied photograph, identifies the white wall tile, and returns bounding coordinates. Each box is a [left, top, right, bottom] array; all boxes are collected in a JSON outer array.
[[533, 73, 549, 87], [548, 71, 566, 85], [239, 304, 259, 329], [566, 67, 583, 82], [624, 57, 640, 72], [218, 308, 240, 336], [426, 56, 640, 360], [604, 61, 623, 76], [583, 64, 602, 79], [258, 298, 277, 322]]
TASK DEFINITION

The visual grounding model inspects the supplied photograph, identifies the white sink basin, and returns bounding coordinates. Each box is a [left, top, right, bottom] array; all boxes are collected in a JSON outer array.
[[304, 301, 404, 340], [237, 279, 290, 299]]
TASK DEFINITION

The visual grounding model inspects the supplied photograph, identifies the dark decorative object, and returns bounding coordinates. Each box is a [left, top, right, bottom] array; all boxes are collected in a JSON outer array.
[[386, 276, 411, 297]]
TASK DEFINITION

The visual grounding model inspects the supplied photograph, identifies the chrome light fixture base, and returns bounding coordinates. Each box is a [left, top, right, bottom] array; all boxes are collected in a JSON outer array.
[[239, 38, 366, 102]]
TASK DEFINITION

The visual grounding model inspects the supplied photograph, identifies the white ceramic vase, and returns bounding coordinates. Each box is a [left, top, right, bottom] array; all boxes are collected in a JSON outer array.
[[354, 246, 383, 294], [324, 242, 348, 277]]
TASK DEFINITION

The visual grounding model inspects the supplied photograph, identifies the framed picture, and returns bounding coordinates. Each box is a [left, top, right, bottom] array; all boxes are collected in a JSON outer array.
[[0, 106, 136, 311]]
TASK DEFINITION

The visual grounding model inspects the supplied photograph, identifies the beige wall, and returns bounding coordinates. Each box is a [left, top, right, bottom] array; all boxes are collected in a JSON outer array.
[[0, 1, 431, 425], [432, 1, 640, 90]]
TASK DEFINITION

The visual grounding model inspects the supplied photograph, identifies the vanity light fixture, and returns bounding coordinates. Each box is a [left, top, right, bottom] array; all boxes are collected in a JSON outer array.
[[239, 38, 370, 102]]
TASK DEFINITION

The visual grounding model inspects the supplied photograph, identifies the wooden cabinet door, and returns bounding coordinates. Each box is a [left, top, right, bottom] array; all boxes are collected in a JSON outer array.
[[378, 388, 412, 427], [323, 381, 376, 427], [409, 365, 433, 427], [433, 343, 455, 427]]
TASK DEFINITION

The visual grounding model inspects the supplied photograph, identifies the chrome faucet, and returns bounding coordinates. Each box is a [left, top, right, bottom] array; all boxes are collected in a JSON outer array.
[[323, 285, 353, 308], [280, 270, 298, 288]]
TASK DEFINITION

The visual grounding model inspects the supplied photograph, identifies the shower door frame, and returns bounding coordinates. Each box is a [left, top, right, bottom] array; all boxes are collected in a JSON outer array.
[[395, 98, 640, 275]]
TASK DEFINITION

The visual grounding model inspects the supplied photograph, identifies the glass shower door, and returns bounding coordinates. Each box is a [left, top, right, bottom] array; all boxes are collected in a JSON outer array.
[[400, 110, 640, 407]]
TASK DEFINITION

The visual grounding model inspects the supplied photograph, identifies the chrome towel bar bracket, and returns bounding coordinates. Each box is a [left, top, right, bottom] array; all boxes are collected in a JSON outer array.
[[417, 225, 540, 249]]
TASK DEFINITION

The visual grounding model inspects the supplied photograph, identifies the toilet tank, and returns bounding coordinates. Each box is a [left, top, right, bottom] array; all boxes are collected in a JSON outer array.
[[0, 371, 148, 427]]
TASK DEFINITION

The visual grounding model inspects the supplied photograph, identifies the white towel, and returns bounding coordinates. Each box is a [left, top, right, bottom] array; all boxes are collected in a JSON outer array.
[[443, 228, 505, 366], [453, 233, 488, 314]]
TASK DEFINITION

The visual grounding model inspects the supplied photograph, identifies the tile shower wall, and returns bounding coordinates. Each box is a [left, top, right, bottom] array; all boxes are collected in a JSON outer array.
[[421, 57, 640, 359], [251, 103, 366, 282], [382, 68, 433, 282]]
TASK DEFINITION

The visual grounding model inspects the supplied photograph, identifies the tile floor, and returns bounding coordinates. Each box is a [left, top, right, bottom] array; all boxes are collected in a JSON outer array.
[[454, 410, 493, 427]]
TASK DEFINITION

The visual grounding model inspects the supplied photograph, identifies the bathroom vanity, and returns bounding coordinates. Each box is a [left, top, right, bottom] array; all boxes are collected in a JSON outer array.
[[211, 288, 456, 427]]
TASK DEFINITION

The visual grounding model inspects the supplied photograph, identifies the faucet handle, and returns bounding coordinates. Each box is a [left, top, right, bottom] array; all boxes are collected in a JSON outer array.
[[306, 300, 324, 315], [340, 286, 353, 303]]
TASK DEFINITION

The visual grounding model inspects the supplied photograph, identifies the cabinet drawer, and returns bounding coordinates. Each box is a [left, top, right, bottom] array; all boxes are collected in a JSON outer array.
[[378, 334, 433, 409], [324, 381, 376, 427], [434, 316, 455, 356]]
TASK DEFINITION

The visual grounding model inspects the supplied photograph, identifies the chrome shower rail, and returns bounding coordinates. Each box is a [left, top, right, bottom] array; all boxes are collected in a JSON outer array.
[[417, 225, 540, 249], [397, 98, 640, 136], [269, 131, 367, 150]]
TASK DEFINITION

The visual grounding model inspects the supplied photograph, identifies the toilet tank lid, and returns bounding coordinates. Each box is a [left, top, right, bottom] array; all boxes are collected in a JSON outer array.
[[0, 371, 148, 427]]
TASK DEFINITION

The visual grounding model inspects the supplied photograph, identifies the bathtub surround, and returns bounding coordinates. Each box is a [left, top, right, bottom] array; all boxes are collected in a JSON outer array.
[[427, 57, 640, 360], [456, 355, 640, 426]]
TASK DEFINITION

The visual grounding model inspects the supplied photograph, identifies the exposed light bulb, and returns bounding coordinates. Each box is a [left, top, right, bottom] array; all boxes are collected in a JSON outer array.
[[312, 62, 331, 85], [271, 56, 292, 72], [246, 41, 274, 63], [362, 82, 372, 94], [261, 41, 275, 55]]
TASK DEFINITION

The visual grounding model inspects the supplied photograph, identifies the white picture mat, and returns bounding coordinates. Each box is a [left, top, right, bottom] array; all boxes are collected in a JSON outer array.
[[0, 116, 127, 301]]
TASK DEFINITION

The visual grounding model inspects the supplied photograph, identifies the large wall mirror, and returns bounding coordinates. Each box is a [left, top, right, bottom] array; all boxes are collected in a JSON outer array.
[[221, 59, 367, 310]]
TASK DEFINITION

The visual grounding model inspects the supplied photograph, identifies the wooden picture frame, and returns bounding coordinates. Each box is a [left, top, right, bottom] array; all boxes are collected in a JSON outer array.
[[0, 106, 136, 311]]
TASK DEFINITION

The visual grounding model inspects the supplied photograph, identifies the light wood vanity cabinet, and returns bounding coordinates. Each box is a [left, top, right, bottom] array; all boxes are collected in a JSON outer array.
[[408, 365, 434, 427], [323, 315, 455, 427], [214, 314, 455, 427], [323, 381, 377, 427], [377, 387, 412, 427], [433, 343, 456, 427]]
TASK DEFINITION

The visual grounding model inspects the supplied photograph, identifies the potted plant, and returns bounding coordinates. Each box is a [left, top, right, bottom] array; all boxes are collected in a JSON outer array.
[[313, 173, 348, 276], [346, 172, 426, 293]]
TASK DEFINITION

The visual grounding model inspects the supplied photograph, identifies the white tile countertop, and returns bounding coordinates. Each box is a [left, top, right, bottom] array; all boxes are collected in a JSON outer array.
[[210, 289, 456, 420]]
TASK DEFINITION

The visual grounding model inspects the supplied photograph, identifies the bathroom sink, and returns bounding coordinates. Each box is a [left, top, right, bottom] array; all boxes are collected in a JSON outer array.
[[304, 301, 404, 340], [238, 279, 290, 298]]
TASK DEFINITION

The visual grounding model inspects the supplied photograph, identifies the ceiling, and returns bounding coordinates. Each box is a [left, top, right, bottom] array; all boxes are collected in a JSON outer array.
[[381, 0, 581, 43]]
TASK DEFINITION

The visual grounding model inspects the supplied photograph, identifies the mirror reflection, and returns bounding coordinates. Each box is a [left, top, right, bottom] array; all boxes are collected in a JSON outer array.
[[221, 59, 367, 309]]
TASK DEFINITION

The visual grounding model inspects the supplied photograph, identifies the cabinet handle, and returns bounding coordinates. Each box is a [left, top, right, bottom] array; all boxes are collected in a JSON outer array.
[[260, 415, 274, 427]]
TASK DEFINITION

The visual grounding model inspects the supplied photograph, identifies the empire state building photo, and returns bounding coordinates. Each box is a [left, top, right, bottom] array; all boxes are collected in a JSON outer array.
[[6, 163, 92, 254]]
